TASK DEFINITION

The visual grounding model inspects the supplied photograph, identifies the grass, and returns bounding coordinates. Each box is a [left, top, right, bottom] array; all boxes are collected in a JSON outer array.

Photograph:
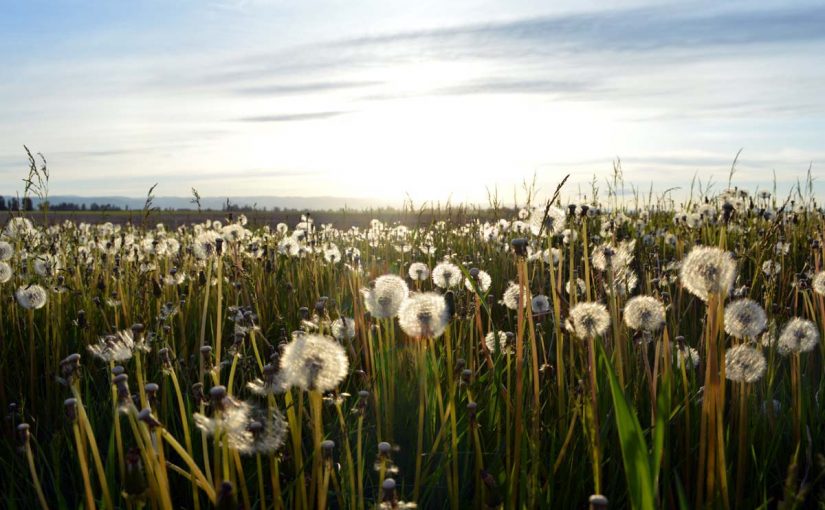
[[1, 181, 825, 509]]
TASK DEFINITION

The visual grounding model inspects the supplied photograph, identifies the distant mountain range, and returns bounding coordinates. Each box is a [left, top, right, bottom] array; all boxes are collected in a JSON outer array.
[[6, 195, 401, 211]]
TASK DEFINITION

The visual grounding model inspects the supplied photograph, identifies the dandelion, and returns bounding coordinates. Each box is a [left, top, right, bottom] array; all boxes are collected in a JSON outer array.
[[432, 262, 462, 289], [531, 294, 551, 316], [565, 277, 585, 296], [761, 260, 781, 277], [464, 269, 492, 293], [674, 344, 700, 368], [235, 406, 288, 456], [278, 334, 349, 392], [500, 282, 526, 310], [812, 271, 825, 296], [529, 205, 566, 236], [724, 299, 768, 339], [725, 344, 766, 383], [87, 330, 149, 363], [485, 331, 513, 354], [278, 236, 302, 257], [3, 217, 35, 239], [623, 296, 666, 332], [679, 246, 737, 301], [566, 302, 610, 339], [323, 244, 341, 264], [16, 284, 48, 310], [331, 317, 356, 342], [408, 262, 430, 281], [398, 293, 450, 339], [0, 240, 13, 260], [193, 231, 222, 259], [777, 318, 819, 355], [591, 240, 635, 274], [362, 275, 409, 319], [193, 391, 253, 448], [221, 223, 249, 244], [0, 261, 11, 284], [247, 364, 285, 396]]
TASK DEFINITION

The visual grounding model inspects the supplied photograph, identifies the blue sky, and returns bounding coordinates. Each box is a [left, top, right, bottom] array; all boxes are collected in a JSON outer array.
[[1, 0, 824, 203]]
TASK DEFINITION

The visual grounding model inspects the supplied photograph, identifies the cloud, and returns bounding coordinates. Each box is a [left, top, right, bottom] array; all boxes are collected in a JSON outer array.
[[236, 111, 350, 122], [334, 5, 825, 54], [233, 80, 381, 96]]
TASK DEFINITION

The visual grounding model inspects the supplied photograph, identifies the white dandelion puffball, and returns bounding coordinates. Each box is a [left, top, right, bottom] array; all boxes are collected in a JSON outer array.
[[432, 262, 463, 289], [408, 262, 430, 282], [0, 261, 12, 284], [361, 275, 409, 319], [279, 334, 349, 392], [16, 284, 48, 310], [87, 329, 146, 363], [679, 246, 737, 301], [193, 231, 222, 259], [813, 271, 825, 296], [0, 240, 13, 261], [567, 302, 611, 339], [331, 317, 356, 342], [235, 406, 288, 456], [623, 296, 666, 332], [725, 344, 766, 383], [529, 205, 566, 236], [194, 395, 254, 451], [724, 299, 768, 339], [500, 282, 527, 310], [674, 344, 700, 369], [531, 294, 551, 316], [464, 269, 492, 293], [485, 331, 513, 354], [398, 292, 451, 339], [777, 318, 819, 355]]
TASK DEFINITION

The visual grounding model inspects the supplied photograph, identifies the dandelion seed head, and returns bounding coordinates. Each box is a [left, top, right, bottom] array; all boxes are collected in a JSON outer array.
[[680, 246, 737, 301], [331, 317, 356, 342], [398, 293, 450, 339], [16, 284, 47, 310], [193, 231, 222, 259], [724, 298, 768, 339], [778, 318, 819, 355], [674, 344, 700, 369], [531, 294, 551, 316], [813, 271, 825, 296], [279, 334, 349, 392], [88, 330, 142, 363], [529, 206, 566, 236], [567, 302, 611, 339], [623, 296, 666, 332], [725, 344, 766, 383], [464, 269, 492, 293], [0, 240, 14, 261], [235, 406, 288, 456], [485, 331, 513, 354], [0, 261, 12, 284], [408, 262, 430, 281], [362, 275, 409, 319], [432, 262, 462, 289], [500, 282, 526, 310]]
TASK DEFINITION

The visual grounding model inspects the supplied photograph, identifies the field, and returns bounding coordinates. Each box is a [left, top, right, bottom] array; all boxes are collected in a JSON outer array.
[[2, 183, 825, 509]]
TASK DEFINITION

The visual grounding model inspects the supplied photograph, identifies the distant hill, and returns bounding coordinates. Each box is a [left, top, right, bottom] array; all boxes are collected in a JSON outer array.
[[8, 195, 401, 211]]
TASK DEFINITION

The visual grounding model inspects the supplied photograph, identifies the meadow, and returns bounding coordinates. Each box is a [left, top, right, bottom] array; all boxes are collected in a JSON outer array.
[[2, 177, 825, 509]]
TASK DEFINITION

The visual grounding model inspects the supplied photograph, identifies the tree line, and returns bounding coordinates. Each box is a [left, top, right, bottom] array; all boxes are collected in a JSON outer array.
[[0, 196, 124, 211]]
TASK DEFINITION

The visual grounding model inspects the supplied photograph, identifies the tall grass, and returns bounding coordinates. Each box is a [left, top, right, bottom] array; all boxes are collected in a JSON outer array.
[[1, 181, 825, 509]]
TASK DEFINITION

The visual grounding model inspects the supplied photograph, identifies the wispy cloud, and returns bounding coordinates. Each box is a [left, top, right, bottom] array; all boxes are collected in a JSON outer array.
[[236, 111, 350, 122], [233, 80, 381, 96]]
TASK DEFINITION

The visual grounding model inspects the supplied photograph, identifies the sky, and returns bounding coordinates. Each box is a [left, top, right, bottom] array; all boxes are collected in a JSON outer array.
[[1, 0, 824, 205]]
